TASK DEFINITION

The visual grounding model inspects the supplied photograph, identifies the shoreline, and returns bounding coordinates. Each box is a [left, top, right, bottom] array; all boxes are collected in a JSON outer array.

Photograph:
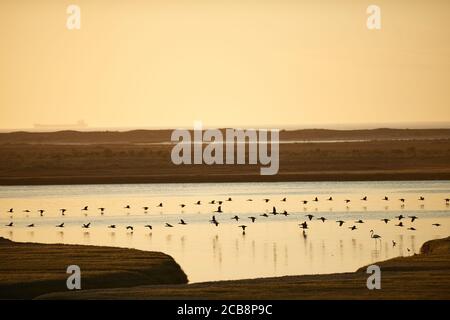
[[0, 237, 188, 299], [38, 236, 450, 300], [2, 170, 450, 186], [1, 236, 449, 299]]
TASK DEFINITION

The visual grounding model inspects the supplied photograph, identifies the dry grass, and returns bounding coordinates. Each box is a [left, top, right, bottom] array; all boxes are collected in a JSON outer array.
[[36, 237, 450, 300], [0, 138, 450, 185], [0, 237, 187, 299]]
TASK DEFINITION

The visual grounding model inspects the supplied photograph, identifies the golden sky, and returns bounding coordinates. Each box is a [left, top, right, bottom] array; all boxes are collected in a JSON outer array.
[[0, 0, 449, 130]]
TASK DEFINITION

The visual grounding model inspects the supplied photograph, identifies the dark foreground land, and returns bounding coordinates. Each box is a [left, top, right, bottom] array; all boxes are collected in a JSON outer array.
[[1, 236, 449, 299], [1, 129, 450, 185], [0, 237, 187, 299]]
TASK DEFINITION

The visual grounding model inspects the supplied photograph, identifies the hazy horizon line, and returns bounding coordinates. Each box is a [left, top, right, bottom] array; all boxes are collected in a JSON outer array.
[[1, 121, 450, 133]]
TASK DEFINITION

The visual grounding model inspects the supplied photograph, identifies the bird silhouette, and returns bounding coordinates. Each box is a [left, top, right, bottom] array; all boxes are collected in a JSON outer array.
[[227, 198, 232, 201], [313, 197, 318, 202], [299, 221, 308, 229], [108, 225, 116, 229], [395, 215, 405, 220], [60, 209, 66, 216], [165, 223, 173, 227], [27, 223, 34, 228], [239, 225, 247, 234], [407, 227, 416, 231], [361, 196, 367, 201], [214, 206, 223, 213], [345, 199, 351, 204], [157, 203, 163, 207], [145, 225, 152, 230], [5, 222, 13, 227], [82, 223, 91, 229], [271, 207, 278, 215], [395, 222, 404, 227], [392, 240, 397, 247], [231, 215, 240, 222], [381, 218, 390, 224], [355, 219, 364, 224], [349, 225, 357, 231], [317, 217, 327, 223], [260, 213, 269, 218], [248, 217, 256, 223], [432, 223, 441, 227], [327, 197, 333, 201], [418, 196, 425, 201], [281, 197, 287, 202], [336, 220, 345, 227], [399, 198, 405, 203], [264, 198, 270, 203], [302, 200, 308, 205], [409, 216, 418, 222], [306, 214, 314, 221], [124, 205, 131, 209], [56, 223, 64, 228], [7, 208, 13, 213], [370, 230, 381, 242], [126, 226, 134, 231], [281, 211, 289, 216], [179, 219, 187, 225], [383, 196, 389, 201], [38, 209, 45, 216]]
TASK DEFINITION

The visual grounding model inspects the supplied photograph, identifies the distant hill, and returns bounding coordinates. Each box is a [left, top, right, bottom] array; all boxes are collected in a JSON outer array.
[[0, 128, 450, 144]]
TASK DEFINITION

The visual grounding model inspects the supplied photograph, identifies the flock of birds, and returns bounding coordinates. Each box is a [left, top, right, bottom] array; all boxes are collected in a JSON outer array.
[[2, 196, 448, 246]]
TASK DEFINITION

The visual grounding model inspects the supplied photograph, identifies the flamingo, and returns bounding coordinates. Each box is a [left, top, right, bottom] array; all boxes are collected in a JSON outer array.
[[336, 220, 345, 227], [299, 221, 308, 229], [370, 230, 381, 242]]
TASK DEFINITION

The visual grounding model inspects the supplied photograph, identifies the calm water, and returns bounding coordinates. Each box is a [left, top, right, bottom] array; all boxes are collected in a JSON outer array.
[[0, 181, 449, 283]]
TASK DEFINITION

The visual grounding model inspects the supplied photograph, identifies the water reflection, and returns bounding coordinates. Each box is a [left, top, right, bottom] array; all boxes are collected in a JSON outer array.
[[0, 181, 449, 283]]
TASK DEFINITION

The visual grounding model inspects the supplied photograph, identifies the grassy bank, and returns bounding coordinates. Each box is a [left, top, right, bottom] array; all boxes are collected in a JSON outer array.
[[36, 237, 450, 300], [0, 237, 188, 299]]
